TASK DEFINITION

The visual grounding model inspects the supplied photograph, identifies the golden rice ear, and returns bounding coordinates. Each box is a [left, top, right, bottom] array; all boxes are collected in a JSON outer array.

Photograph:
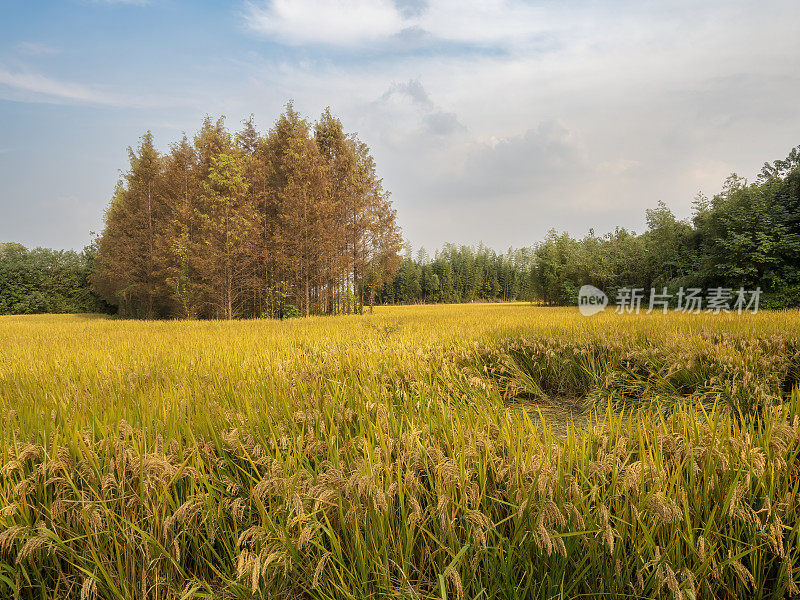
[[786, 557, 800, 596], [447, 569, 464, 600], [730, 558, 755, 591], [16, 527, 51, 563], [0, 525, 27, 555], [312, 551, 330, 589], [80, 574, 98, 600]]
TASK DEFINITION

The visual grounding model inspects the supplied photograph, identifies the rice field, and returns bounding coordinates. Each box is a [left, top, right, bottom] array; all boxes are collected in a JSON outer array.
[[1, 304, 799, 599]]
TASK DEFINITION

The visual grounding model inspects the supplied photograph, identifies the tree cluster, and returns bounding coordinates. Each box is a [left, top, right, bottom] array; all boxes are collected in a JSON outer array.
[[0, 242, 110, 315], [526, 147, 800, 308], [380, 245, 536, 304], [91, 106, 403, 319]]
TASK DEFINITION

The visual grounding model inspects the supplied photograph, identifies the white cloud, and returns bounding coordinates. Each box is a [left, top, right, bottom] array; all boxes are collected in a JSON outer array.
[[376, 79, 465, 137], [0, 66, 116, 104], [0, 65, 183, 108], [244, 0, 405, 46], [414, 0, 550, 46], [243, 0, 566, 48]]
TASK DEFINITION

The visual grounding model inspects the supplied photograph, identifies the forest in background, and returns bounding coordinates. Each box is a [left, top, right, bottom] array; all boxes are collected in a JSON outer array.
[[0, 242, 108, 315], [1, 133, 799, 315], [380, 146, 800, 309]]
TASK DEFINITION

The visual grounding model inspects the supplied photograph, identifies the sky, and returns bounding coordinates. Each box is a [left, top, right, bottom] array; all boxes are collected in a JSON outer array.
[[1, 0, 799, 253]]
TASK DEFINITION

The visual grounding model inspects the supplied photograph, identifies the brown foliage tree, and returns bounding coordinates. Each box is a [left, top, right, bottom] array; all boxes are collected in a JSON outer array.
[[92, 107, 402, 319]]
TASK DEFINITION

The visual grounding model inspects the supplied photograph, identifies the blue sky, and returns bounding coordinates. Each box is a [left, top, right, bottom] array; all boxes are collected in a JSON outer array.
[[1, 0, 799, 252]]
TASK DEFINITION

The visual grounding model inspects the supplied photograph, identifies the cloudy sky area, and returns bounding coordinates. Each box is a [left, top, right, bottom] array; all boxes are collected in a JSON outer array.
[[1, 0, 799, 252]]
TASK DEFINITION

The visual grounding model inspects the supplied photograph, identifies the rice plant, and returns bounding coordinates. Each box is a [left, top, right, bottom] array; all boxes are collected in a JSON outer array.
[[1, 305, 798, 599]]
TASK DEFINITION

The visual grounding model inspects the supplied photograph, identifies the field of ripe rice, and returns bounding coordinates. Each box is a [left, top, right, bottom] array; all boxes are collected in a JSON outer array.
[[1, 304, 799, 599]]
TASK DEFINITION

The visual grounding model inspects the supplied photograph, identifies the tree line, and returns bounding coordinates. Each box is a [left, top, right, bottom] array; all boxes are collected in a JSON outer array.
[[375, 146, 800, 308], [0, 242, 110, 315], [380, 245, 536, 304], [91, 106, 403, 319], [1, 141, 798, 315], [527, 146, 800, 308]]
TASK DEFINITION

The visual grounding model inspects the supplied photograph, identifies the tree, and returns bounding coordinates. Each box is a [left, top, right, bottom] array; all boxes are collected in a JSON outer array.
[[160, 135, 202, 318], [694, 175, 782, 289], [197, 152, 255, 319], [271, 109, 328, 317]]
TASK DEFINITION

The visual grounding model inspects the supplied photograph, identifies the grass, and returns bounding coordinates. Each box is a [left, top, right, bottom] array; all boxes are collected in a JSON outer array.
[[0, 304, 799, 599]]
